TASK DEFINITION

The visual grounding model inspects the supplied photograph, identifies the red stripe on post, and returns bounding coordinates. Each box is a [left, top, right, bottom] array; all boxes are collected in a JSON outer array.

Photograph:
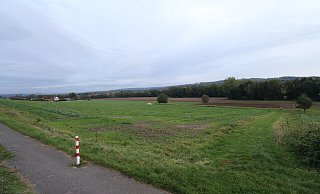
[[75, 136, 80, 165]]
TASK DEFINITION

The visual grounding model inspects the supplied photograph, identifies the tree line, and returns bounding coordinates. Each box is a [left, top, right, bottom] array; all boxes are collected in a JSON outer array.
[[88, 77, 320, 101], [223, 77, 320, 101], [89, 84, 225, 99]]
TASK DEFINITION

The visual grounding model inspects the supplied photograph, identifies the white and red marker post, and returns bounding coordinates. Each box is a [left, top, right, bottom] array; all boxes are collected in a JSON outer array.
[[75, 136, 80, 165]]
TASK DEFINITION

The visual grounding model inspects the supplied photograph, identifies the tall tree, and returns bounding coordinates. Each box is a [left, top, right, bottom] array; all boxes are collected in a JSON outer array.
[[223, 77, 240, 99]]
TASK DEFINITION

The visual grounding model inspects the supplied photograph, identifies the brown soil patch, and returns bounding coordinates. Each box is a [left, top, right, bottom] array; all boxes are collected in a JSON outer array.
[[202, 101, 293, 109], [176, 124, 208, 130], [220, 159, 233, 169], [97, 97, 320, 109], [98, 97, 157, 101], [98, 97, 227, 103], [109, 116, 131, 119], [4, 109, 20, 117]]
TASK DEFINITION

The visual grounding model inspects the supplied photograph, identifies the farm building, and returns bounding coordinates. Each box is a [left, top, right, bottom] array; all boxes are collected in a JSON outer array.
[[53, 96, 60, 102]]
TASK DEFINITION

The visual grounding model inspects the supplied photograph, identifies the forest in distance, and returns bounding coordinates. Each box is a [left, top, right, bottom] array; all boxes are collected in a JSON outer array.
[[85, 76, 320, 101]]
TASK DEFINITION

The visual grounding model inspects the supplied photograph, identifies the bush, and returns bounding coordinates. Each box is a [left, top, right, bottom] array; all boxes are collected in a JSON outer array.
[[295, 94, 313, 112], [280, 113, 320, 168], [284, 124, 320, 168], [157, 94, 168, 103], [201, 95, 210, 103]]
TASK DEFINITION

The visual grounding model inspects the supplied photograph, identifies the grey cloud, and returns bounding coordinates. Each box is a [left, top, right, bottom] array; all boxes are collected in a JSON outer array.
[[0, 0, 320, 94]]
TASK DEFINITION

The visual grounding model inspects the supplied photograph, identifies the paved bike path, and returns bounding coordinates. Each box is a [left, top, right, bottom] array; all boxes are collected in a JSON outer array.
[[0, 123, 167, 194]]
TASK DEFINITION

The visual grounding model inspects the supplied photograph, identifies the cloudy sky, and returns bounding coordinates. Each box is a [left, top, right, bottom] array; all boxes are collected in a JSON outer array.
[[1, 0, 320, 94]]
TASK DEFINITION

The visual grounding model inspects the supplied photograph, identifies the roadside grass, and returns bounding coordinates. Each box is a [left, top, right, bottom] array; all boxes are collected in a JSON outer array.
[[0, 99, 320, 193], [0, 144, 33, 194]]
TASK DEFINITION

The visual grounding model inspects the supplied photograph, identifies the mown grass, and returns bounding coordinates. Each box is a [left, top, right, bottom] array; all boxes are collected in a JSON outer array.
[[0, 144, 33, 194], [0, 99, 319, 193]]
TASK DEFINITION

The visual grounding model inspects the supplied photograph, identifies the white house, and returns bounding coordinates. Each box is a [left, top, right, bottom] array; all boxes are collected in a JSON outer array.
[[53, 96, 60, 102]]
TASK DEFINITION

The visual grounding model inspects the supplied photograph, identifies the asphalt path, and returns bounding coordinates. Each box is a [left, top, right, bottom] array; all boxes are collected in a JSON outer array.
[[0, 123, 168, 194]]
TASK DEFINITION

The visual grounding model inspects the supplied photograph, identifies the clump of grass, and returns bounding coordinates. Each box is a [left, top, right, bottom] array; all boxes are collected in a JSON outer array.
[[69, 159, 89, 168], [0, 146, 14, 161], [0, 144, 33, 193]]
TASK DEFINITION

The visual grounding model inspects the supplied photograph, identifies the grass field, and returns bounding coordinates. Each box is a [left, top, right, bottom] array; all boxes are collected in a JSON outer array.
[[0, 99, 319, 193], [0, 144, 33, 194]]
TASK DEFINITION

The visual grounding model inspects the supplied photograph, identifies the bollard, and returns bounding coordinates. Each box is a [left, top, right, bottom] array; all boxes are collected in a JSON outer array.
[[75, 136, 80, 165]]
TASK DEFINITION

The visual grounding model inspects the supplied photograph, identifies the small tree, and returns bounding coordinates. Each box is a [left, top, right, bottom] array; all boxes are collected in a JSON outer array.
[[69, 92, 77, 100], [201, 94, 210, 103], [157, 94, 168, 103], [295, 94, 313, 112]]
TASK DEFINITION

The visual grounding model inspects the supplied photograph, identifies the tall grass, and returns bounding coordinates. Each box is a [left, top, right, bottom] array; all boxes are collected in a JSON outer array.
[[278, 111, 320, 169]]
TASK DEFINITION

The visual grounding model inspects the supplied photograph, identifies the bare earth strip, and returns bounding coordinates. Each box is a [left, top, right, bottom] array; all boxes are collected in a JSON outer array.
[[0, 123, 168, 194], [99, 97, 320, 109]]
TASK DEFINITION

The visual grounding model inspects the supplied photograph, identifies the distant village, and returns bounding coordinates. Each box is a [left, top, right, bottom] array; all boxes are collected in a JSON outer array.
[[1, 89, 161, 101], [6, 92, 91, 102]]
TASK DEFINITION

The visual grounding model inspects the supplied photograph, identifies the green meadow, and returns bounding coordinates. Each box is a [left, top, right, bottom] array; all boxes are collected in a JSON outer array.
[[0, 99, 319, 193]]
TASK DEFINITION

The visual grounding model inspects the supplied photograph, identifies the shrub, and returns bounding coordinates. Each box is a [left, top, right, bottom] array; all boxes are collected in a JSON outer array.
[[280, 113, 320, 168], [157, 94, 168, 103], [284, 124, 320, 168], [295, 94, 313, 112], [201, 95, 210, 103]]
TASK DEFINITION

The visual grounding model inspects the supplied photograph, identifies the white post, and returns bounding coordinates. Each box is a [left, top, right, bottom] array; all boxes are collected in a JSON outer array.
[[75, 136, 80, 165]]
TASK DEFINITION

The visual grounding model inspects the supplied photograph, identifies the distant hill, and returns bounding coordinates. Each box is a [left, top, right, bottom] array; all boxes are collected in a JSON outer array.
[[0, 94, 28, 98]]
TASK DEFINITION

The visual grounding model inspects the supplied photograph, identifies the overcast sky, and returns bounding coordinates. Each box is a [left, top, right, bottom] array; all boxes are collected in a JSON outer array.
[[1, 0, 320, 94]]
